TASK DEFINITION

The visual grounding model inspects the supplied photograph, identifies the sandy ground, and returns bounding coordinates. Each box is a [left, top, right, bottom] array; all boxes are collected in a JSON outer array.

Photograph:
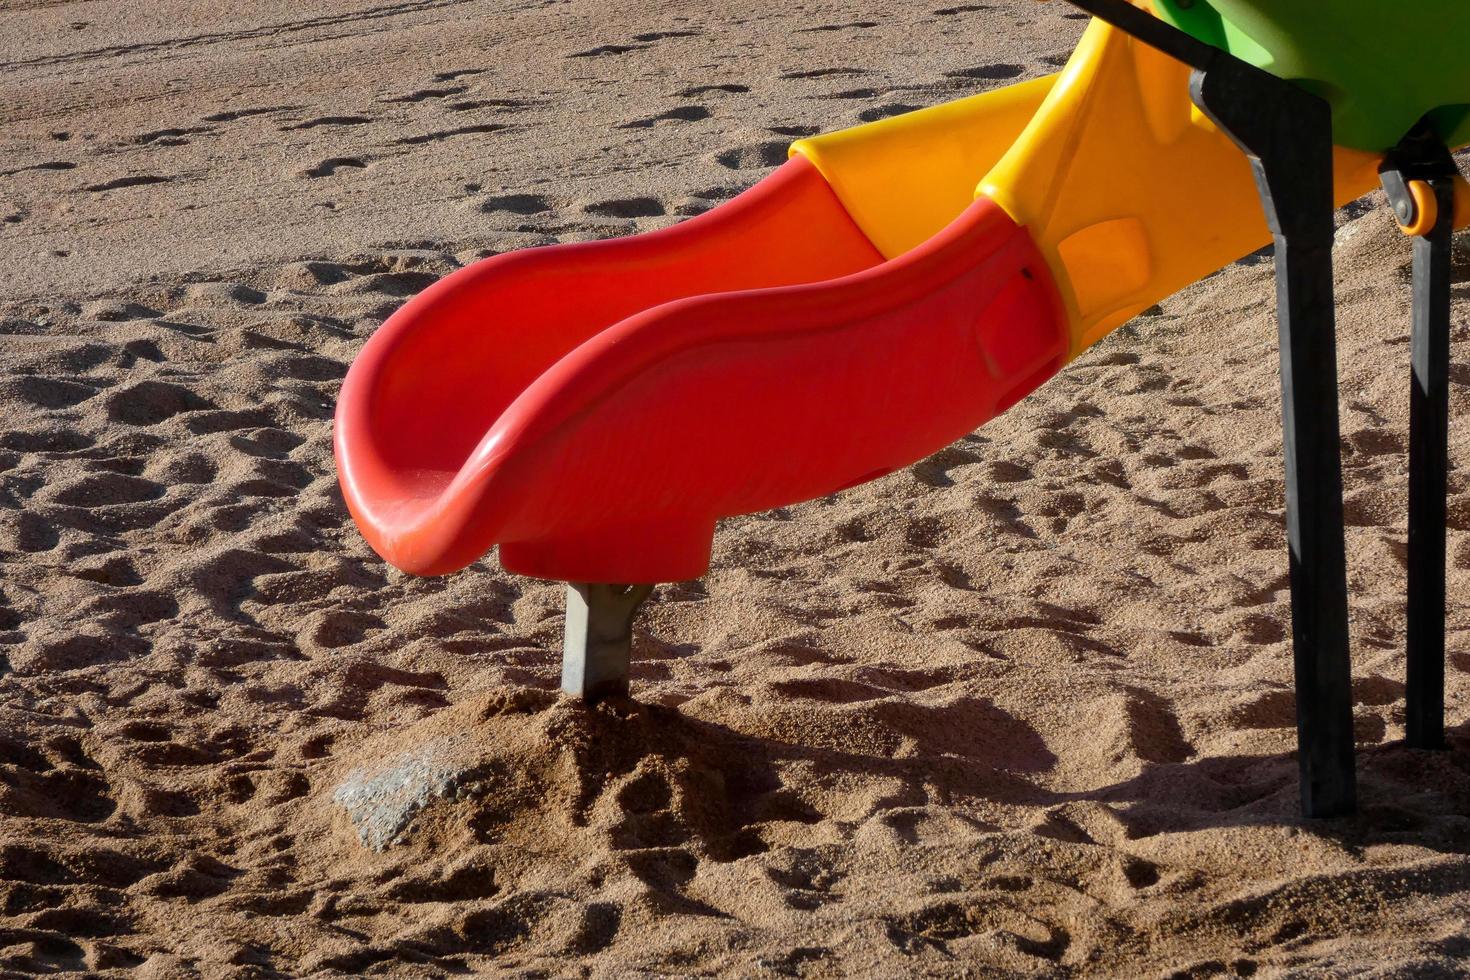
[[4, 1, 1470, 977]]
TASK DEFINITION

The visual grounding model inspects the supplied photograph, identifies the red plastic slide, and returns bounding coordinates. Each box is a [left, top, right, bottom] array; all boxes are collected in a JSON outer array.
[[335, 156, 1067, 583]]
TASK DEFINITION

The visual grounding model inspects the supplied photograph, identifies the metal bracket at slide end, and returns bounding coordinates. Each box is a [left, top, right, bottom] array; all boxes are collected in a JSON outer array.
[[561, 583, 654, 703]]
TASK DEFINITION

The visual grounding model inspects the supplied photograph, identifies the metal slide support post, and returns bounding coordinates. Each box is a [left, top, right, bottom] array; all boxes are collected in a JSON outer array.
[[1407, 176, 1455, 749], [1058, 0, 1358, 816], [1382, 133, 1461, 750], [1189, 67, 1357, 818], [562, 583, 653, 703]]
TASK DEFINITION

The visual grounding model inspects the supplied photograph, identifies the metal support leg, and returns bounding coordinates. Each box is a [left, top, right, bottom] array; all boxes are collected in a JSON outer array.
[[1382, 132, 1460, 750], [1190, 66, 1357, 818], [1060, 0, 1360, 821], [561, 583, 653, 703], [1057, 0, 1359, 816], [1406, 178, 1454, 749]]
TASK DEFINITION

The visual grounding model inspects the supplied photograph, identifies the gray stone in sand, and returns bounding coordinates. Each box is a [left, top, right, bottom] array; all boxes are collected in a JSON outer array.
[[333, 742, 457, 852]]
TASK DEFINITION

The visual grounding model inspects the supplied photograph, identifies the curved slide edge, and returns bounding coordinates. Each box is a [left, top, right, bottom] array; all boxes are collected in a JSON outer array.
[[337, 156, 883, 571], [337, 163, 1068, 582]]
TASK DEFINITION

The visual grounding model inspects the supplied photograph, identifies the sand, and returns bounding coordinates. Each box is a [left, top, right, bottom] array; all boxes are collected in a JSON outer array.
[[3, 1, 1470, 976]]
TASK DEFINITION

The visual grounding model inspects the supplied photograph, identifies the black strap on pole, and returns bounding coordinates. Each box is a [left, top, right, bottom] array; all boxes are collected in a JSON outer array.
[[1061, 0, 1358, 816]]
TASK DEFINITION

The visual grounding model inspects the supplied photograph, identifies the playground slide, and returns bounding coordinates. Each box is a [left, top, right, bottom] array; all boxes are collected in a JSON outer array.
[[335, 17, 1405, 585]]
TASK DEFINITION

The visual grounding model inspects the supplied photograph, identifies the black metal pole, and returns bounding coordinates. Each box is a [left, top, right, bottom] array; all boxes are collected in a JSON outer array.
[[1189, 67, 1358, 818], [1059, 0, 1359, 815], [562, 583, 653, 703], [1267, 213, 1359, 817], [1379, 129, 1460, 751], [1405, 174, 1455, 749]]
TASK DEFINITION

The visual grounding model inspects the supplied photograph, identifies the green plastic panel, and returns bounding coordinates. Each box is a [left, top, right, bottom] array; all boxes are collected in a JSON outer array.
[[1155, 0, 1470, 152]]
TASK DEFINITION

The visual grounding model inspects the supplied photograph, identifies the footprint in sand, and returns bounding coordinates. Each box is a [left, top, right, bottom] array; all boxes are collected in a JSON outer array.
[[780, 67, 869, 79], [477, 193, 554, 216], [182, 281, 267, 305], [379, 85, 468, 104], [676, 83, 749, 97], [569, 30, 700, 58], [858, 103, 920, 122], [279, 115, 371, 131], [83, 590, 180, 631], [568, 43, 648, 58], [770, 677, 888, 704], [911, 445, 982, 488], [13, 160, 76, 175], [672, 184, 742, 215], [202, 104, 303, 123], [902, 515, 950, 549], [393, 123, 507, 145], [131, 126, 215, 148], [104, 379, 212, 426], [49, 472, 166, 508], [432, 68, 487, 81], [82, 175, 171, 192], [144, 451, 217, 486], [618, 105, 711, 129], [798, 21, 878, 32], [633, 30, 701, 41], [71, 554, 143, 587], [447, 97, 539, 113], [82, 300, 161, 321], [0, 376, 98, 411], [303, 609, 386, 650], [0, 510, 60, 553], [300, 157, 367, 178], [1228, 688, 1297, 729], [584, 197, 667, 219], [714, 141, 789, 170], [337, 269, 442, 298], [946, 64, 1025, 81]]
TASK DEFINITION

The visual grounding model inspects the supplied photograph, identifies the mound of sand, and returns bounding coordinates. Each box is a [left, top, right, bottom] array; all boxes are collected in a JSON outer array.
[[3, 1, 1470, 975]]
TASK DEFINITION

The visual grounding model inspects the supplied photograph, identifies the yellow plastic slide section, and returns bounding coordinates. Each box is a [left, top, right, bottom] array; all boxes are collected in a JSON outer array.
[[790, 74, 1055, 260], [791, 18, 1387, 360], [982, 19, 1382, 353]]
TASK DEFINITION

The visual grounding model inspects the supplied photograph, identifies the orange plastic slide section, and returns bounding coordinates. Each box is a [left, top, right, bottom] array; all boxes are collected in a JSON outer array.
[[335, 156, 1067, 582]]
